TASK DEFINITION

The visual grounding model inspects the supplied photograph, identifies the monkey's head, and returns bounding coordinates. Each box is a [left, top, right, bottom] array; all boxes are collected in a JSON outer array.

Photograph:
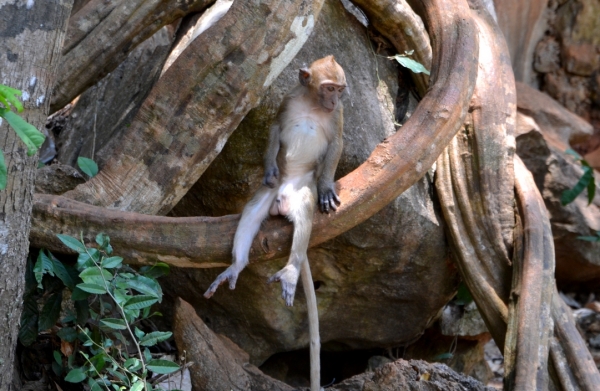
[[299, 55, 346, 113]]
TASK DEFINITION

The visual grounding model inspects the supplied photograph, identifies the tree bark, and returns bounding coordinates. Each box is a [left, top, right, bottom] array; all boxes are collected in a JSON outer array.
[[51, 0, 214, 112], [0, 0, 72, 388]]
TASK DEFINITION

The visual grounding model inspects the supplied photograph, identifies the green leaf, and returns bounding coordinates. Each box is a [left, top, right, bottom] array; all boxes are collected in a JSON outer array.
[[577, 235, 600, 242], [107, 368, 129, 385], [140, 262, 170, 278], [76, 283, 107, 294], [71, 286, 91, 301], [0, 149, 6, 190], [125, 358, 143, 372], [100, 318, 127, 330], [65, 367, 87, 383], [1, 109, 45, 156], [139, 331, 172, 347], [57, 234, 87, 253], [76, 250, 98, 270], [57, 327, 78, 342], [147, 359, 180, 375], [587, 176, 596, 205], [52, 361, 63, 376], [50, 254, 75, 290], [79, 267, 113, 284], [101, 256, 123, 269], [392, 55, 431, 75], [565, 148, 582, 160], [143, 348, 152, 362], [0, 84, 23, 112], [75, 300, 90, 325], [53, 350, 62, 365], [95, 232, 109, 248], [121, 275, 161, 299], [124, 295, 158, 310], [134, 327, 145, 339], [77, 156, 98, 178], [89, 379, 104, 391], [455, 282, 473, 306], [34, 250, 54, 289], [434, 352, 454, 360], [130, 380, 145, 391], [38, 291, 63, 331], [90, 353, 107, 372], [561, 167, 593, 205], [18, 295, 39, 346]]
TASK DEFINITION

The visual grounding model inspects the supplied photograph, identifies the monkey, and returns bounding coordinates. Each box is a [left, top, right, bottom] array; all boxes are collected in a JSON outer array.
[[204, 55, 346, 391]]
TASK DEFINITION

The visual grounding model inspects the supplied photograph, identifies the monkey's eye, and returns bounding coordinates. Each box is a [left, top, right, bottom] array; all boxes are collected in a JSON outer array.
[[339, 87, 345, 93], [327, 86, 335, 92]]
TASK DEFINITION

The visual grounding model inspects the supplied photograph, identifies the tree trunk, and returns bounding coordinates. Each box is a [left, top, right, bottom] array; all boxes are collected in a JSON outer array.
[[0, 1, 72, 388]]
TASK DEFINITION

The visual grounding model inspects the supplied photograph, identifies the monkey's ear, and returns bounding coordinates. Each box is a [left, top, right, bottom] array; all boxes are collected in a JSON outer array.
[[299, 67, 311, 86]]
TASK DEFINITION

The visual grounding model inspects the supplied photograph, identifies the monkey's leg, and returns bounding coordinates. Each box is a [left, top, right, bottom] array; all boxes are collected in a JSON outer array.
[[301, 259, 321, 391], [267, 184, 315, 306], [204, 187, 276, 298]]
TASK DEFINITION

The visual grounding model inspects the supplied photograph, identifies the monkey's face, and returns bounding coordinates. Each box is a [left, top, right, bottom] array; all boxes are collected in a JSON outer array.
[[318, 83, 345, 112]]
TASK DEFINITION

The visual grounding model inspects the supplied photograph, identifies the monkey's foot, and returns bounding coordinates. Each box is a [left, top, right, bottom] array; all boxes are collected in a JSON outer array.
[[267, 264, 300, 306], [204, 267, 240, 299]]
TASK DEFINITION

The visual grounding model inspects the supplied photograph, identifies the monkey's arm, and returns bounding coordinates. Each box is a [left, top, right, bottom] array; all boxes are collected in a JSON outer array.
[[263, 122, 281, 188], [318, 111, 343, 213]]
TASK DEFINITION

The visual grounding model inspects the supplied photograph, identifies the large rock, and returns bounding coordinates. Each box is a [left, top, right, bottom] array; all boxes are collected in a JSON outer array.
[[515, 84, 600, 288], [532, 0, 600, 120], [330, 359, 495, 391], [164, 0, 455, 365]]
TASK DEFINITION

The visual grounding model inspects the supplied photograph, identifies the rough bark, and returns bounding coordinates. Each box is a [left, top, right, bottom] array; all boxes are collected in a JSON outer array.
[[435, 0, 516, 350], [50, 0, 214, 112], [57, 25, 177, 169], [0, 0, 72, 388], [505, 156, 554, 390], [63, 0, 326, 215]]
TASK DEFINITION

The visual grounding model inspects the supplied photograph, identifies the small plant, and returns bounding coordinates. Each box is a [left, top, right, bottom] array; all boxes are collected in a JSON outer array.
[[389, 50, 430, 76], [0, 84, 46, 189], [78, 156, 99, 178], [20, 233, 179, 391], [561, 149, 596, 206]]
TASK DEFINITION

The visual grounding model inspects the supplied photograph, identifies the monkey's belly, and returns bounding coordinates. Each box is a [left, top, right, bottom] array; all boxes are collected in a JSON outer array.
[[281, 119, 328, 172]]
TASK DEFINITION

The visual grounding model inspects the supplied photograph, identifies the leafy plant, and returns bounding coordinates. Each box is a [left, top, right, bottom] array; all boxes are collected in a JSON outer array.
[[20, 233, 178, 391], [561, 149, 596, 206], [0, 84, 46, 190], [389, 50, 430, 75]]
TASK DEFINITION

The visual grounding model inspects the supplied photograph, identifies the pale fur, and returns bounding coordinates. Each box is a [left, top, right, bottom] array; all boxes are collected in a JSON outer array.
[[204, 56, 346, 391]]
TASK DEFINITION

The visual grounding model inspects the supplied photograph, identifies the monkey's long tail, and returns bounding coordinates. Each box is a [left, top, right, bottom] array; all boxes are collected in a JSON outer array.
[[301, 260, 322, 391]]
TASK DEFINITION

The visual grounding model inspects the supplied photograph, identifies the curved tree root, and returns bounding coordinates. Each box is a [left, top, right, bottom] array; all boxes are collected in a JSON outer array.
[[435, 0, 600, 389]]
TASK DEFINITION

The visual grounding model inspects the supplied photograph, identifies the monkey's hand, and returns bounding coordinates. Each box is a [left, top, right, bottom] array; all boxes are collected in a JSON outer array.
[[203, 266, 241, 299], [318, 182, 341, 213], [267, 264, 300, 306], [263, 164, 279, 188]]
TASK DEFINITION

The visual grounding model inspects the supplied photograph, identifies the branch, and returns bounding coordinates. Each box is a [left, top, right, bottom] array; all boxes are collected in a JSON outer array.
[[51, 0, 214, 112]]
